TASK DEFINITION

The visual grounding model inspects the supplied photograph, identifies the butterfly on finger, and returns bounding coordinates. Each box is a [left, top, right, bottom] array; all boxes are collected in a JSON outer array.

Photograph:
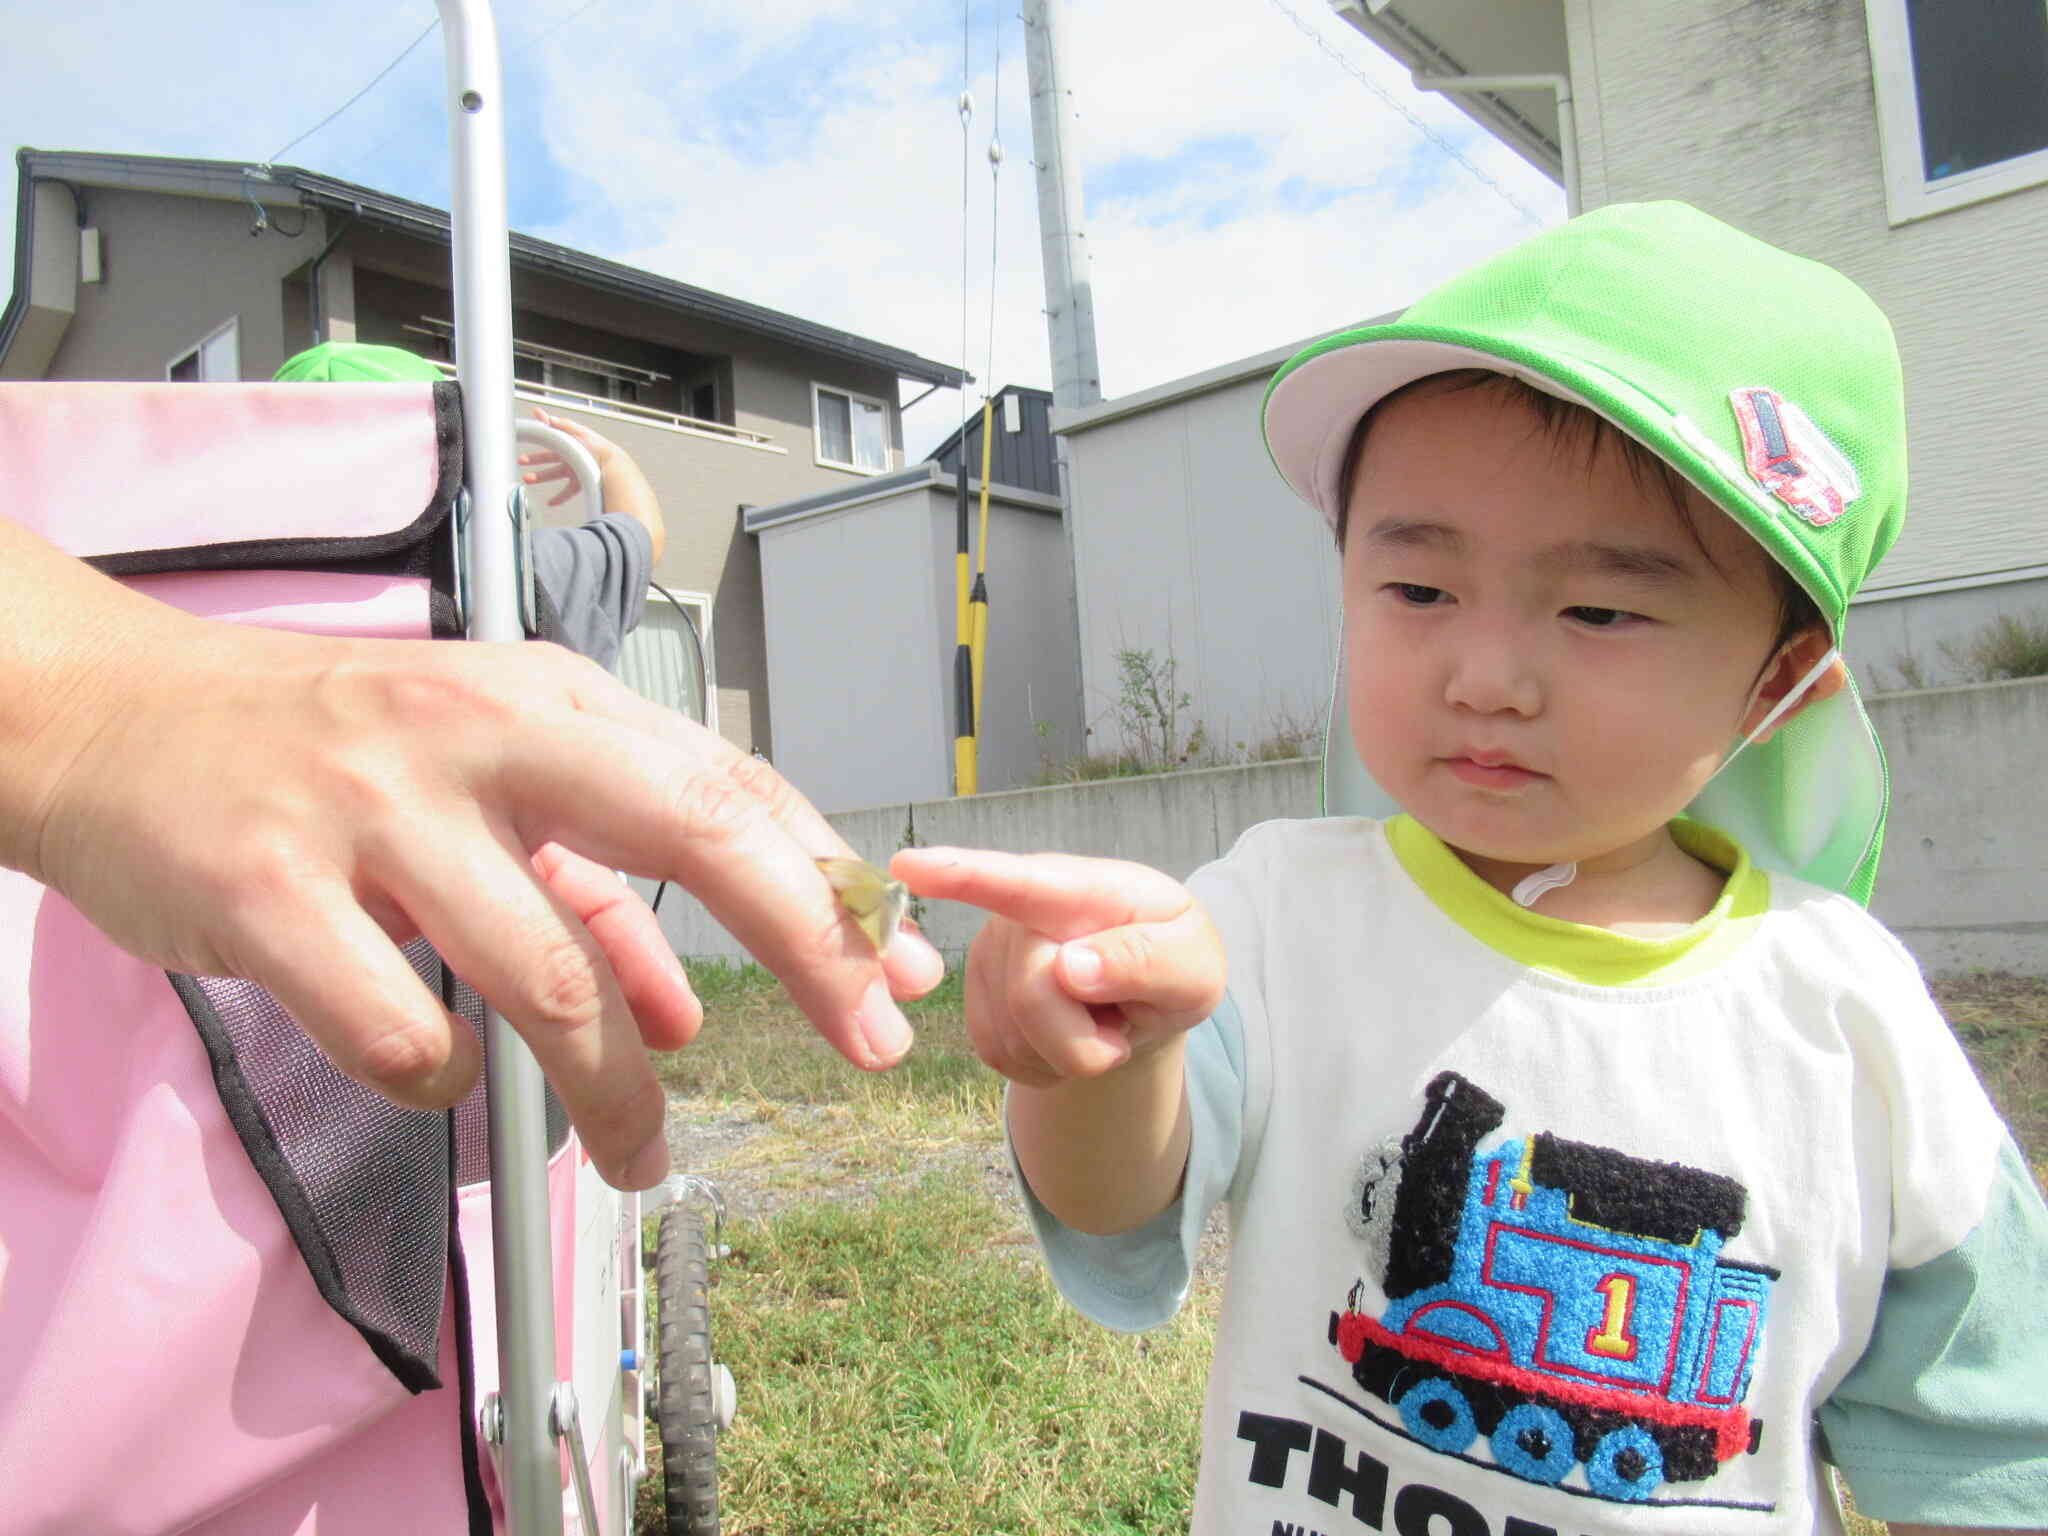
[[815, 856, 910, 955]]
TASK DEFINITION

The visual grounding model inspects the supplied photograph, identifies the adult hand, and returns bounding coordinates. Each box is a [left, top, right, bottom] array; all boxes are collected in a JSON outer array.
[[4, 523, 941, 1189], [891, 847, 1223, 1088]]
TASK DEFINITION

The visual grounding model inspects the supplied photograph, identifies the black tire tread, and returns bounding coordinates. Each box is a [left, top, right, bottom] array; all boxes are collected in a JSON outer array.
[[654, 1204, 720, 1535]]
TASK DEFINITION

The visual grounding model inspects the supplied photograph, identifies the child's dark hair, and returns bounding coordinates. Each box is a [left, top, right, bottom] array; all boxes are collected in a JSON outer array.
[[1334, 370, 1824, 655]]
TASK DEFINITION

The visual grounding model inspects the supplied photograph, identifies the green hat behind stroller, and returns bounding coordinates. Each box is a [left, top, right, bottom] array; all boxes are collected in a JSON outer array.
[[275, 341, 447, 384]]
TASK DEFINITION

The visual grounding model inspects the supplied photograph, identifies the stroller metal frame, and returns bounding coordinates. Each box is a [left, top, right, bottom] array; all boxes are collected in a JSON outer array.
[[441, 4, 614, 1528]]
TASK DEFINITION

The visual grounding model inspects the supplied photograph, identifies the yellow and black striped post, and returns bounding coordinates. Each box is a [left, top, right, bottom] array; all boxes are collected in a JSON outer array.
[[952, 410, 977, 796], [969, 397, 994, 744]]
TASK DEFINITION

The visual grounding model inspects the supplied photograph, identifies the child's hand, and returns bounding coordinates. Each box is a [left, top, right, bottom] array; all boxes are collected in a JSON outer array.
[[892, 847, 1224, 1087], [521, 407, 667, 560]]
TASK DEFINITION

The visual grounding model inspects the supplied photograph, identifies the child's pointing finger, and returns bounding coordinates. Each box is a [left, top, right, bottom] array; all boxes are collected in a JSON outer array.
[[1055, 906, 1225, 1027], [892, 846, 1193, 944]]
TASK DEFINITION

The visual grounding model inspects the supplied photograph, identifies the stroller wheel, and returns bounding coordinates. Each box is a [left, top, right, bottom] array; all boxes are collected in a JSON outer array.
[[655, 1203, 722, 1535]]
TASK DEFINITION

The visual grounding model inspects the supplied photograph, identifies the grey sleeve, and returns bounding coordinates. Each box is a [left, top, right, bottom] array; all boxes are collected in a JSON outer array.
[[529, 512, 653, 672]]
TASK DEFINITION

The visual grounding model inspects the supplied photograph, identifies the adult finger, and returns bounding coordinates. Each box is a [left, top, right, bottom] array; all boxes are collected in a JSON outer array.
[[486, 656, 944, 1013], [379, 815, 671, 1190], [235, 881, 484, 1109], [892, 846, 1192, 945], [499, 723, 923, 1071], [531, 841, 701, 1052]]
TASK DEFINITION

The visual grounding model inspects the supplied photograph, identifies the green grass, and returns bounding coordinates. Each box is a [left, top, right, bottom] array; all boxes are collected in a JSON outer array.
[[1929, 970, 2048, 1182], [656, 961, 988, 1109], [636, 963, 2046, 1534], [674, 1176, 1214, 1535]]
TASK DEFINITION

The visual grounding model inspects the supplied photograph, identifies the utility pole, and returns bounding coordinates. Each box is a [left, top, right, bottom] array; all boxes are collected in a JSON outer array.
[[1021, 0, 1101, 777], [1022, 0, 1102, 409]]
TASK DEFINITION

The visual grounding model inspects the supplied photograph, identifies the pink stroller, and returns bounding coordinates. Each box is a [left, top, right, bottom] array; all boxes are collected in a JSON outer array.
[[0, 4, 726, 1531]]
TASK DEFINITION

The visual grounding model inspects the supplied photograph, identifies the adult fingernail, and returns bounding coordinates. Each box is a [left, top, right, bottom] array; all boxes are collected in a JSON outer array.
[[1061, 943, 1103, 989], [857, 977, 914, 1066], [621, 1133, 670, 1190]]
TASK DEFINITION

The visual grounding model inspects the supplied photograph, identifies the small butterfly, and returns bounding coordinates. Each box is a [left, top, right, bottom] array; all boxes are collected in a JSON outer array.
[[816, 856, 910, 955]]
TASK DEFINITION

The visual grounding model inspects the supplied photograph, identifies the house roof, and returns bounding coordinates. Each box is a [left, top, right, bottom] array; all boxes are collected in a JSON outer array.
[[924, 385, 1060, 499], [2, 148, 968, 388], [920, 383, 1053, 465], [1329, 0, 1569, 183], [741, 459, 1062, 535]]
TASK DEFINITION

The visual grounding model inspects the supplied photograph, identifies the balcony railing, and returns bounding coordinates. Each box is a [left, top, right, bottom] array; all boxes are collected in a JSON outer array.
[[504, 375, 781, 450], [405, 325, 783, 451]]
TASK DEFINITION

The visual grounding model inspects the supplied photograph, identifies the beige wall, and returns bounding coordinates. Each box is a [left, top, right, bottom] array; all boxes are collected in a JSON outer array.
[[525, 406, 778, 756], [37, 188, 319, 383], [24, 192, 938, 758], [1565, 0, 2048, 595]]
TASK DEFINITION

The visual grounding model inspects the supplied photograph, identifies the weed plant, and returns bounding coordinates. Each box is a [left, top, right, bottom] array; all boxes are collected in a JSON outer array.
[[1945, 612, 2048, 683], [1874, 609, 2048, 691]]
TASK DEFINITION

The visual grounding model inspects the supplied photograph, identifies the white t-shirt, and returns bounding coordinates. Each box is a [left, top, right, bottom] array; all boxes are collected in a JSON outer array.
[[1018, 816, 2048, 1533]]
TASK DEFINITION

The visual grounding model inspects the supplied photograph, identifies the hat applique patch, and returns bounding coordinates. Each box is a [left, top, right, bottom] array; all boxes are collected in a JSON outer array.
[[1729, 387, 1861, 527]]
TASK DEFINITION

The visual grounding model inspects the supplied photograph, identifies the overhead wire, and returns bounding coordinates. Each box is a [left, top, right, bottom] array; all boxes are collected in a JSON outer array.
[[269, 2, 619, 176], [984, 0, 1003, 411], [1260, 0, 1544, 226], [266, 14, 443, 167]]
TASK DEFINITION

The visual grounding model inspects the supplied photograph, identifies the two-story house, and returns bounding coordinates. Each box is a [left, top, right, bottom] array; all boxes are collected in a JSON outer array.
[[1, 148, 966, 762]]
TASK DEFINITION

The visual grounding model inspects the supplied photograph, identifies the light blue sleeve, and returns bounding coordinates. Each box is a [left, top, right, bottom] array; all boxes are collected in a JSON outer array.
[[1007, 993, 1247, 1333], [1820, 1134, 2048, 1527]]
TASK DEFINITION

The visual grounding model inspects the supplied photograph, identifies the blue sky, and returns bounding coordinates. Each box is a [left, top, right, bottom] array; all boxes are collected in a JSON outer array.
[[1, 0, 1563, 456]]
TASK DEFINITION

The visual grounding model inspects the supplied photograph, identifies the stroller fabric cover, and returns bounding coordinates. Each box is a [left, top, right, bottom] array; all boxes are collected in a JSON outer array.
[[0, 382, 563, 1534]]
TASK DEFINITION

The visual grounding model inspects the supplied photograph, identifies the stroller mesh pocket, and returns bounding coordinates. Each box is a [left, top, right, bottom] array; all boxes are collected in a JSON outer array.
[[174, 939, 569, 1391]]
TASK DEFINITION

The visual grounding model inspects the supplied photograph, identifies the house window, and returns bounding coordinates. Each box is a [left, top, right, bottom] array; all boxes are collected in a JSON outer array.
[[1867, 0, 2048, 223], [617, 587, 715, 733], [411, 318, 658, 406], [512, 353, 641, 404], [168, 318, 240, 382], [812, 384, 889, 473], [688, 379, 719, 425]]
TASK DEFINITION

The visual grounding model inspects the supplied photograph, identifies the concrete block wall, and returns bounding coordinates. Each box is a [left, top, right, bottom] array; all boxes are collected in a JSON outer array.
[[647, 678, 2048, 978], [1866, 676, 2048, 974]]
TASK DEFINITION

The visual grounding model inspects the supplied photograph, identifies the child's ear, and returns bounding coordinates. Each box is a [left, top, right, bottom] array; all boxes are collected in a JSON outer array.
[[1742, 626, 1846, 744]]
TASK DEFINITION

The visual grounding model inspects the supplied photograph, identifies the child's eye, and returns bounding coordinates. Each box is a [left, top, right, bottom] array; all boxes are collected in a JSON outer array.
[[1564, 605, 1640, 628], [1388, 583, 1448, 606]]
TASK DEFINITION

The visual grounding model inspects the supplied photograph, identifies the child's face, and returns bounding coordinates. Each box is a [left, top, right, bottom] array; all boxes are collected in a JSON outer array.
[[1342, 382, 1792, 880]]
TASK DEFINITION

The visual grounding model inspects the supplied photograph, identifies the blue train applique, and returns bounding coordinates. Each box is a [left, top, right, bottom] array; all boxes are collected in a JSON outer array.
[[1331, 1072, 1778, 1503]]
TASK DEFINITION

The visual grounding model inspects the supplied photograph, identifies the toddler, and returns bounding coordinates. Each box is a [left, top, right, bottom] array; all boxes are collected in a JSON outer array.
[[897, 203, 2048, 1534]]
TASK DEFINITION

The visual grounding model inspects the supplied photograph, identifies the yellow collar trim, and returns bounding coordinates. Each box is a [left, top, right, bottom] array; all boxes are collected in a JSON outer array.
[[1384, 815, 1769, 986]]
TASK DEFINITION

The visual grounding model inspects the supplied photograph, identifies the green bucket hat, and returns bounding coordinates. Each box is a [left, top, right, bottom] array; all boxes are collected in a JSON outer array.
[[1262, 200, 1906, 904], [274, 340, 447, 384]]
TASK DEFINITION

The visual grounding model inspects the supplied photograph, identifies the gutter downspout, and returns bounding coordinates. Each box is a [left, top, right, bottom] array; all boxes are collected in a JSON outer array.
[[305, 208, 359, 349], [1412, 72, 1578, 217]]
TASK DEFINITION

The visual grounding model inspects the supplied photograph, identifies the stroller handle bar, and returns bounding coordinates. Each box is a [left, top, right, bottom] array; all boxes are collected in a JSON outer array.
[[514, 420, 609, 522], [437, 2, 569, 1532]]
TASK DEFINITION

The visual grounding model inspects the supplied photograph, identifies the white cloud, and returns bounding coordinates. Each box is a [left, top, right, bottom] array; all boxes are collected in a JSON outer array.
[[3, 0, 1564, 461], [513, 0, 1561, 456]]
